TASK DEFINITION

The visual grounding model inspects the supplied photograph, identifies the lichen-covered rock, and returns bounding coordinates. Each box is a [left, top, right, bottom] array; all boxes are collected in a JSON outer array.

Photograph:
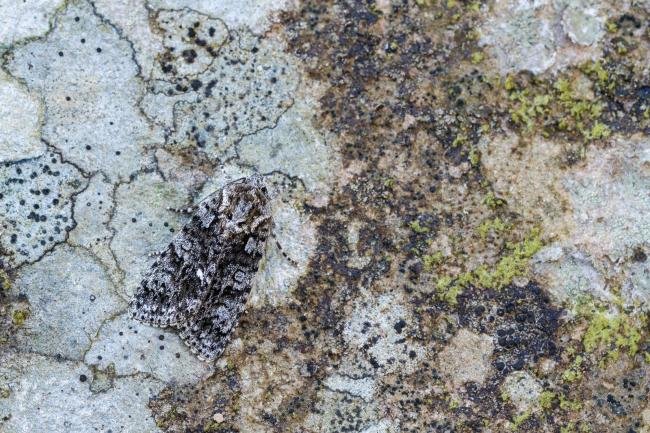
[[1, 1, 649, 432], [0, 151, 86, 267]]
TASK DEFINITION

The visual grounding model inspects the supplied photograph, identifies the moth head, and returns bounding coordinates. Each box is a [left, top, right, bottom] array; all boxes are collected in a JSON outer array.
[[221, 174, 271, 238]]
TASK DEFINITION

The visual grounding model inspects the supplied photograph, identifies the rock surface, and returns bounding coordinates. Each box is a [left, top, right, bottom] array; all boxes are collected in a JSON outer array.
[[1, 1, 648, 432]]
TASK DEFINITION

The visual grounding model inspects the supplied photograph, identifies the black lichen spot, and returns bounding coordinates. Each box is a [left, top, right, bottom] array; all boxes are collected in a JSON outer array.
[[190, 79, 203, 91], [457, 282, 562, 374], [182, 49, 197, 64], [79, 374, 87, 382]]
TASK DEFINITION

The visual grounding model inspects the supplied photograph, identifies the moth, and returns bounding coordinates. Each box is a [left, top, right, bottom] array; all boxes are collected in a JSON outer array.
[[129, 174, 271, 361]]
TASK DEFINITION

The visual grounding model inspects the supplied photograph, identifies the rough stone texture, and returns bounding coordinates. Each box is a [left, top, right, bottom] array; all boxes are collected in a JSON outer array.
[[0, 0, 63, 48], [12, 245, 124, 359], [438, 329, 495, 390], [0, 150, 86, 267], [1, 1, 649, 432], [0, 72, 44, 163], [5, 1, 158, 181], [501, 371, 543, 414]]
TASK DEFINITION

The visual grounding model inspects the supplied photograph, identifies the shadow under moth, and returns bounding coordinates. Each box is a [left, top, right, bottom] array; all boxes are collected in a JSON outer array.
[[129, 174, 271, 361]]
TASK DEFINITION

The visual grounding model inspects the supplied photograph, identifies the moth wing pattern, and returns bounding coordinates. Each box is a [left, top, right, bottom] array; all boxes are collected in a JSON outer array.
[[129, 191, 227, 327], [179, 263, 257, 360], [129, 174, 271, 361]]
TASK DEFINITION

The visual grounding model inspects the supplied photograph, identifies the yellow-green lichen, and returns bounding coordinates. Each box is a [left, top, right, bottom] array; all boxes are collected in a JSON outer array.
[[511, 411, 531, 429], [468, 147, 480, 167], [586, 121, 611, 140], [558, 394, 582, 412], [505, 67, 613, 144], [12, 309, 29, 327], [484, 191, 505, 208], [409, 220, 430, 234], [452, 133, 467, 148], [472, 228, 542, 289], [470, 52, 484, 64], [539, 390, 556, 410], [0, 269, 10, 292], [435, 275, 463, 305], [433, 229, 542, 304], [477, 217, 509, 239], [423, 251, 445, 272], [561, 355, 583, 383], [581, 310, 645, 364]]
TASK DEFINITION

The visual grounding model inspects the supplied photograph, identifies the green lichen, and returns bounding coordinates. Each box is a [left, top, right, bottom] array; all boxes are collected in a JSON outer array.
[[472, 228, 542, 289], [581, 60, 609, 87], [586, 121, 611, 140], [409, 220, 430, 234], [558, 394, 582, 412], [581, 310, 645, 364], [561, 355, 583, 383], [505, 67, 613, 144], [12, 309, 29, 327], [0, 269, 10, 292], [511, 411, 531, 429], [468, 147, 480, 167], [423, 251, 444, 272], [434, 229, 542, 304], [452, 133, 467, 148], [435, 276, 463, 305], [484, 191, 505, 208], [539, 390, 556, 410], [470, 51, 484, 64], [477, 217, 509, 239], [509, 90, 550, 130]]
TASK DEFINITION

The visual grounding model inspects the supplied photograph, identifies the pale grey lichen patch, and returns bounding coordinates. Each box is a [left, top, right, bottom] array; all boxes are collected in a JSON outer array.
[[0, 71, 45, 163], [148, 0, 291, 34], [437, 329, 494, 389], [304, 389, 396, 433], [110, 171, 190, 297], [559, 0, 605, 46], [0, 0, 63, 48], [93, 0, 164, 79], [84, 313, 212, 384], [532, 245, 612, 304], [563, 136, 650, 263], [501, 371, 543, 414], [238, 98, 340, 204], [346, 220, 373, 270], [480, 1, 557, 74], [5, 0, 158, 181], [68, 173, 122, 283], [12, 245, 124, 360], [152, 8, 229, 79], [0, 151, 86, 267], [479, 0, 609, 74], [623, 260, 650, 310], [0, 350, 164, 433], [141, 28, 297, 161], [342, 290, 427, 376], [323, 374, 376, 402], [251, 201, 317, 306]]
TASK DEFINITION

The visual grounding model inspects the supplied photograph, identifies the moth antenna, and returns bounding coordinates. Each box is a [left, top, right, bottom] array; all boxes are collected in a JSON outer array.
[[166, 204, 197, 214], [273, 235, 298, 267]]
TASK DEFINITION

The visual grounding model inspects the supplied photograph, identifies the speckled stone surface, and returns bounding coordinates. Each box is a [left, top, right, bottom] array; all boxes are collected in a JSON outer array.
[[1, 1, 649, 433]]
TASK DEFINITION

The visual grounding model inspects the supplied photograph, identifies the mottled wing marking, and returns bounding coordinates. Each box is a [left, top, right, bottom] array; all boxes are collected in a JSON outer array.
[[129, 194, 224, 327], [129, 175, 271, 361]]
